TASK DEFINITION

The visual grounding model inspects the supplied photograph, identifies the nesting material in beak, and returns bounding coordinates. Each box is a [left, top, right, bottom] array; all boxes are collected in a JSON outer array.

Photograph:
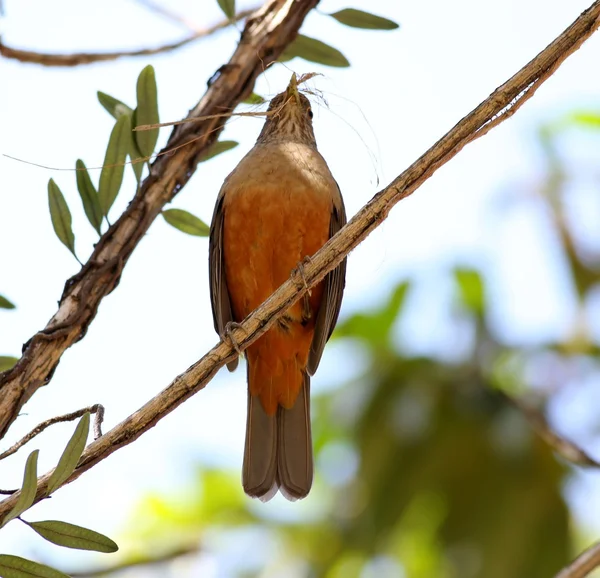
[[286, 73, 301, 105]]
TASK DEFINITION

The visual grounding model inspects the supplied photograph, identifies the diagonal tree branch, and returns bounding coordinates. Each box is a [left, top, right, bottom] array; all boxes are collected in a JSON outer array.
[[68, 543, 199, 577], [1, 0, 599, 521], [0, 0, 320, 440], [554, 541, 600, 578], [0, 8, 255, 66], [501, 392, 600, 468], [0, 404, 105, 462]]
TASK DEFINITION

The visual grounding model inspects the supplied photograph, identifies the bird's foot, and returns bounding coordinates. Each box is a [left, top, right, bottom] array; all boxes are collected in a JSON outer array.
[[292, 256, 313, 295], [222, 321, 246, 357], [292, 257, 313, 321]]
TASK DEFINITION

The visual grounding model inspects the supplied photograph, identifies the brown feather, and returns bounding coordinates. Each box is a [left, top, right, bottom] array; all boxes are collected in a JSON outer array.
[[208, 194, 238, 372], [308, 188, 347, 375]]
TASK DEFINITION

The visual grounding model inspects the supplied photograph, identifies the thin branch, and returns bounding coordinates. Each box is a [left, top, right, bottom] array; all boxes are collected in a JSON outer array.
[[502, 393, 600, 468], [554, 541, 600, 578], [1, 0, 599, 520], [0, 405, 104, 462], [0, 8, 255, 66], [68, 544, 199, 577], [133, 0, 201, 31], [0, 0, 320, 440]]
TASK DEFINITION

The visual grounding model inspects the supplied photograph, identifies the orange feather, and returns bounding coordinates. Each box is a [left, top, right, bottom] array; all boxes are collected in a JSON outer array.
[[223, 184, 329, 415]]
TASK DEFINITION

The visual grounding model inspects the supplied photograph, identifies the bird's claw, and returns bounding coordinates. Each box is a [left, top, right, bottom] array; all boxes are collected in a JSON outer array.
[[293, 257, 313, 322], [222, 321, 245, 356], [292, 256, 313, 295]]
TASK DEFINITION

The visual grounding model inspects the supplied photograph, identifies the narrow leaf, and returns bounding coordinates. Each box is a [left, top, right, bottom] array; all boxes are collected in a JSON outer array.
[[0, 356, 19, 371], [2, 450, 39, 527], [129, 108, 145, 183], [0, 294, 15, 309], [48, 180, 76, 258], [97, 91, 133, 120], [454, 268, 486, 316], [98, 114, 131, 217], [281, 34, 350, 67], [569, 111, 600, 128], [329, 8, 399, 30], [25, 520, 118, 553], [0, 555, 70, 578], [46, 413, 89, 495], [135, 65, 159, 157], [162, 209, 210, 237], [242, 93, 266, 105], [75, 160, 102, 234], [200, 140, 239, 162], [216, 0, 235, 20]]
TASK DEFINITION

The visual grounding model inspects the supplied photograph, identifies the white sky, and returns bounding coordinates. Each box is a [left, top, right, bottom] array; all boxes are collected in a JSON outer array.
[[1, 0, 599, 572]]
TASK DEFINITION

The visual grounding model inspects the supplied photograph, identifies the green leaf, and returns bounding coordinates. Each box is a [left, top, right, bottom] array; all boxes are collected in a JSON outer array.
[[454, 267, 486, 316], [0, 555, 70, 578], [25, 520, 118, 553], [98, 114, 131, 217], [329, 8, 399, 30], [2, 450, 39, 527], [200, 140, 239, 162], [97, 91, 133, 120], [334, 281, 410, 349], [75, 160, 102, 235], [135, 65, 159, 158], [129, 108, 145, 183], [242, 92, 266, 105], [162, 209, 210, 237], [47, 180, 76, 258], [568, 111, 600, 128], [0, 356, 19, 371], [46, 413, 89, 495], [216, 0, 235, 20], [281, 34, 350, 67], [0, 294, 15, 309]]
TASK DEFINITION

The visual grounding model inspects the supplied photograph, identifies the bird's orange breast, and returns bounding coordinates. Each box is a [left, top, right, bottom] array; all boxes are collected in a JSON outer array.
[[222, 183, 331, 414]]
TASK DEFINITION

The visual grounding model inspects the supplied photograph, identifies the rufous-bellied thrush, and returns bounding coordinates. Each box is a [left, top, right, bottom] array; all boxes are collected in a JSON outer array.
[[209, 74, 346, 501]]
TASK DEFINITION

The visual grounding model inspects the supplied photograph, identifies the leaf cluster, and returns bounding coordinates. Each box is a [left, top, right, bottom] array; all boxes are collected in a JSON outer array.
[[0, 414, 118, 577]]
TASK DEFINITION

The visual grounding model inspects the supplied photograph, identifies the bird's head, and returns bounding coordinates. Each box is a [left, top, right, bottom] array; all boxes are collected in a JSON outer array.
[[256, 73, 317, 147]]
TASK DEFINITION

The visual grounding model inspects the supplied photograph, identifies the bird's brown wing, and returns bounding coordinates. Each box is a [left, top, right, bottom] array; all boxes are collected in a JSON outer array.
[[209, 192, 238, 371], [307, 186, 347, 375]]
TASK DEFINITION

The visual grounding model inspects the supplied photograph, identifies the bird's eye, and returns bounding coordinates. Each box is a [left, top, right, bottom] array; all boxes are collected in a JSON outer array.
[[307, 108, 313, 119]]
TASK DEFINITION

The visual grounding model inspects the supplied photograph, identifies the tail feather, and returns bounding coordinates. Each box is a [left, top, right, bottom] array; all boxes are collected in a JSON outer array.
[[277, 373, 313, 500], [242, 394, 278, 501], [243, 367, 313, 501]]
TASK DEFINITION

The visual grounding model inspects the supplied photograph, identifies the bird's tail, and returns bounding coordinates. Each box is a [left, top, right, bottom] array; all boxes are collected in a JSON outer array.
[[243, 371, 313, 501]]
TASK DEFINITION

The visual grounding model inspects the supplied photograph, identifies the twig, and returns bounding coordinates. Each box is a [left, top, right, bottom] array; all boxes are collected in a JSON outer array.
[[133, 0, 200, 31], [0, 8, 255, 67], [92, 405, 104, 440], [502, 393, 600, 468], [0, 0, 319, 440], [0, 404, 104, 462], [68, 544, 199, 577], [0, 0, 598, 520], [554, 541, 600, 578]]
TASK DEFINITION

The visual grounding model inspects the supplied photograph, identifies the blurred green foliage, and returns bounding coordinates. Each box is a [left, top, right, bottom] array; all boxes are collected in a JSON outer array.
[[80, 110, 600, 577]]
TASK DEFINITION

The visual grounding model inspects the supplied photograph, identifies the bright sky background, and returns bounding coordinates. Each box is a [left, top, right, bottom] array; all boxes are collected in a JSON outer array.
[[1, 0, 599, 573]]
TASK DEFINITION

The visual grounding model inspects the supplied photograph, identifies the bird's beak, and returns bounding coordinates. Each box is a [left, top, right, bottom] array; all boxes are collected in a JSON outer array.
[[286, 73, 301, 105]]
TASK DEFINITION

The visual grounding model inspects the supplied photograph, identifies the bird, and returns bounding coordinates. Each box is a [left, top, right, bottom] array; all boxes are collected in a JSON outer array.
[[209, 74, 346, 501]]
